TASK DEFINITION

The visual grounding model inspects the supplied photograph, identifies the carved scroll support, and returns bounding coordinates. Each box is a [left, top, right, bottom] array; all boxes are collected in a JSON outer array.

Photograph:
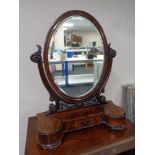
[[105, 43, 117, 58], [95, 44, 116, 105], [30, 45, 43, 63]]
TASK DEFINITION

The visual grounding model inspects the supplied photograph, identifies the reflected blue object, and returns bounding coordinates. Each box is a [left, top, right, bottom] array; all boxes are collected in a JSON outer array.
[[66, 51, 73, 58]]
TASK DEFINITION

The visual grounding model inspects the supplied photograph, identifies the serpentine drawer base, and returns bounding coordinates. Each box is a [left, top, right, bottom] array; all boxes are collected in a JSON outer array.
[[36, 101, 126, 150]]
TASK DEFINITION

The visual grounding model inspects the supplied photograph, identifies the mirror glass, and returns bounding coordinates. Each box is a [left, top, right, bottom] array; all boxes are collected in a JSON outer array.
[[48, 16, 104, 97]]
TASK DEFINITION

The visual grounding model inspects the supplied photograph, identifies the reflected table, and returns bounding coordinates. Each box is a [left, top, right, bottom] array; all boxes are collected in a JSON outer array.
[[25, 116, 135, 155], [49, 56, 103, 87]]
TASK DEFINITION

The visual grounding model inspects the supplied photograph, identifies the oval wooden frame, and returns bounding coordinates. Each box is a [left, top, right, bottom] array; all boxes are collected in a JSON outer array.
[[43, 10, 114, 104]]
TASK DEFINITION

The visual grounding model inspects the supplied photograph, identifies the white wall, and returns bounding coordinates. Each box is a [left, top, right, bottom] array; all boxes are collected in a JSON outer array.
[[54, 24, 64, 50], [80, 31, 102, 47], [20, 0, 134, 154]]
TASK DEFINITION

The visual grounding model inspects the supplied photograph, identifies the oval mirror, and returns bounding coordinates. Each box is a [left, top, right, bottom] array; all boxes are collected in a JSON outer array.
[[47, 16, 104, 97], [43, 10, 110, 104]]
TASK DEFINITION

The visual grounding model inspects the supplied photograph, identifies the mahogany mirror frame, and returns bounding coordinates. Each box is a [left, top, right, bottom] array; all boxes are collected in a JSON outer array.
[[31, 10, 116, 105]]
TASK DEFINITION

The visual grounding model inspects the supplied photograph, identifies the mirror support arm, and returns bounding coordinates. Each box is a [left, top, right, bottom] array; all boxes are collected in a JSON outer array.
[[30, 45, 59, 113], [97, 43, 117, 103]]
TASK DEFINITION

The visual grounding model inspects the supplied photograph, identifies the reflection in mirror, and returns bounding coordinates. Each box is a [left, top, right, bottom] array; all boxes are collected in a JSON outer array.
[[48, 16, 104, 97]]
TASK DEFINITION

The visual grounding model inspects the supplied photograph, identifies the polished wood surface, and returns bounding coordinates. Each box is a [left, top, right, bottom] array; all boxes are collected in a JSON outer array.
[[25, 116, 135, 155], [36, 101, 126, 149]]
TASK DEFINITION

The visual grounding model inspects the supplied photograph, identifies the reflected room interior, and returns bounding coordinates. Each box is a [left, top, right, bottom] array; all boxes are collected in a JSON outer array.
[[48, 17, 104, 97]]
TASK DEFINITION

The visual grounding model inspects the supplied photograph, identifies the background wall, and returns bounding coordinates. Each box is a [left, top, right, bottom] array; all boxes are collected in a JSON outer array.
[[54, 24, 64, 49], [20, 0, 135, 154], [73, 31, 102, 47]]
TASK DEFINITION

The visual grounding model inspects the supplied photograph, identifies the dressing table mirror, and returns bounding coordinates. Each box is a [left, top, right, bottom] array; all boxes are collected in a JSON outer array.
[[30, 10, 126, 150]]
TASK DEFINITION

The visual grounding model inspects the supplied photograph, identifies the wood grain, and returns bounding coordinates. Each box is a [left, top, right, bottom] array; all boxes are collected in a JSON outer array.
[[25, 116, 135, 155]]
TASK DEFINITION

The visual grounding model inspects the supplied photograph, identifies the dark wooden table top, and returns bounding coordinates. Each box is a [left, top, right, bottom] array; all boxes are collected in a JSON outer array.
[[25, 116, 135, 155]]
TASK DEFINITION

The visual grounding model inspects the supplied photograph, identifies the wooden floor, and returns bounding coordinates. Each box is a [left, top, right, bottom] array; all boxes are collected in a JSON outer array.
[[25, 116, 135, 155]]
